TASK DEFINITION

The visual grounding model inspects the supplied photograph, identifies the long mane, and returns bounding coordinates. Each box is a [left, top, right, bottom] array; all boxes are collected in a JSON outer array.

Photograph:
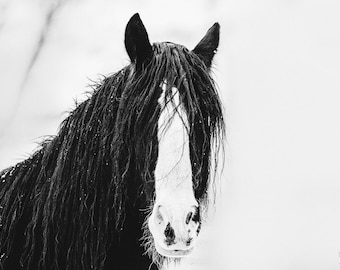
[[0, 42, 224, 269]]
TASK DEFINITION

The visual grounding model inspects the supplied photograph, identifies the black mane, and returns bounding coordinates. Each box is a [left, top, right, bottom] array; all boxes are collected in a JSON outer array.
[[0, 41, 224, 270]]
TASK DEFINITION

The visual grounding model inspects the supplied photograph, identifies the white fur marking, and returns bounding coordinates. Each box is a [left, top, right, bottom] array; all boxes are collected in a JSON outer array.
[[147, 82, 200, 260], [155, 83, 195, 204]]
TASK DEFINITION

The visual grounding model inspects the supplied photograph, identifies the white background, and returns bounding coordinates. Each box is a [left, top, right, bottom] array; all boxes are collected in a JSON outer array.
[[1, 0, 340, 269]]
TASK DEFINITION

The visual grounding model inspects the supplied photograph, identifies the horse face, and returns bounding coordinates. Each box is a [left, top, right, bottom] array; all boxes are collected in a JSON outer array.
[[147, 83, 200, 258], [124, 13, 221, 260]]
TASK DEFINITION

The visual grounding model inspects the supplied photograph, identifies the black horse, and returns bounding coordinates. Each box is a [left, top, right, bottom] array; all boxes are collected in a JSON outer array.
[[0, 14, 224, 270]]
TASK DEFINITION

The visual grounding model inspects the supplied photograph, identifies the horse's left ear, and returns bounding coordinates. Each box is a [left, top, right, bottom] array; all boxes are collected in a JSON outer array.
[[193, 23, 220, 68], [125, 13, 153, 68]]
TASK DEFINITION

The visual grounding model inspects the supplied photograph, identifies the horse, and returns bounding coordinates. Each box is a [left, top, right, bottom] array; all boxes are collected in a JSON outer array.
[[0, 13, 225, 270]]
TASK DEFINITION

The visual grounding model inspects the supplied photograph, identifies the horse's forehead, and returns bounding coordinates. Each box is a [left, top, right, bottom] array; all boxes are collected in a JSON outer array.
[[157, 80, 189, 136], [154, 42, 188, 54], [158, 80, 180, 109]]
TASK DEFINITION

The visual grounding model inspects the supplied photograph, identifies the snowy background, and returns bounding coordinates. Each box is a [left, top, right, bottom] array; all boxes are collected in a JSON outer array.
[[1, 0, 340, 269]]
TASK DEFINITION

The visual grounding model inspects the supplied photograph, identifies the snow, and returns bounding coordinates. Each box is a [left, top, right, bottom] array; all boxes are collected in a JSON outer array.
[[1, 0, 340, 269]]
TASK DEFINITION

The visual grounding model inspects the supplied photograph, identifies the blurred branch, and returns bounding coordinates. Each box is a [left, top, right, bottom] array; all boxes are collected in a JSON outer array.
[[20, 0, 65, 93], [0, 0, 9, 32]]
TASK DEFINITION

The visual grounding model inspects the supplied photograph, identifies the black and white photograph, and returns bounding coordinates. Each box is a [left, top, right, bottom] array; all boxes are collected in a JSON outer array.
[[0, 0, 340, 269]]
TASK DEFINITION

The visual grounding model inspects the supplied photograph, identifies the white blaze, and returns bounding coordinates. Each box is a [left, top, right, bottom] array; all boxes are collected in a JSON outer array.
[[154, 84, 197, 207], [147, 82, 200, 259]]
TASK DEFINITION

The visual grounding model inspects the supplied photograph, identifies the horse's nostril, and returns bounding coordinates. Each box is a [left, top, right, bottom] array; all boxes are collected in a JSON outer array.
[[185, 206, 200, 224], [164, 222, 176, 245], [185, 211, 193, 225]]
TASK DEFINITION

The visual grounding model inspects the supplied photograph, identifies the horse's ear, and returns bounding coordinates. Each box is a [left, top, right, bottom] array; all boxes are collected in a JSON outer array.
[[125, 13, 153, 68], [193, 23, 220, 68]]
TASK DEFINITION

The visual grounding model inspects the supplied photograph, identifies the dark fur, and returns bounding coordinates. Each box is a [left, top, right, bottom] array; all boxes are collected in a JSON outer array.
[[0, 33, 224, 270]]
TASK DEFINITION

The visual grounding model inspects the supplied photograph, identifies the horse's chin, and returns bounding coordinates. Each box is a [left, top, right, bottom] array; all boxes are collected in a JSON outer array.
[[154, 242, 194, 258]]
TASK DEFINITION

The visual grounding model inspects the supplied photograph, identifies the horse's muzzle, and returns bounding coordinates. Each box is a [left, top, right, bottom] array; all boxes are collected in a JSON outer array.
[[148, 203, 201, 258]]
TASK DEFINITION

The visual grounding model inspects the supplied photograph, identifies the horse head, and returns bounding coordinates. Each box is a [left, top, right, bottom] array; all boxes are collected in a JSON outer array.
[[124, 13, 224, 264]]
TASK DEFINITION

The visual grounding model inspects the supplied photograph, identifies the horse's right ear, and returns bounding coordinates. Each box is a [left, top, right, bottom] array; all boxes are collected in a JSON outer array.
[[125, 13, 153, 68]]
